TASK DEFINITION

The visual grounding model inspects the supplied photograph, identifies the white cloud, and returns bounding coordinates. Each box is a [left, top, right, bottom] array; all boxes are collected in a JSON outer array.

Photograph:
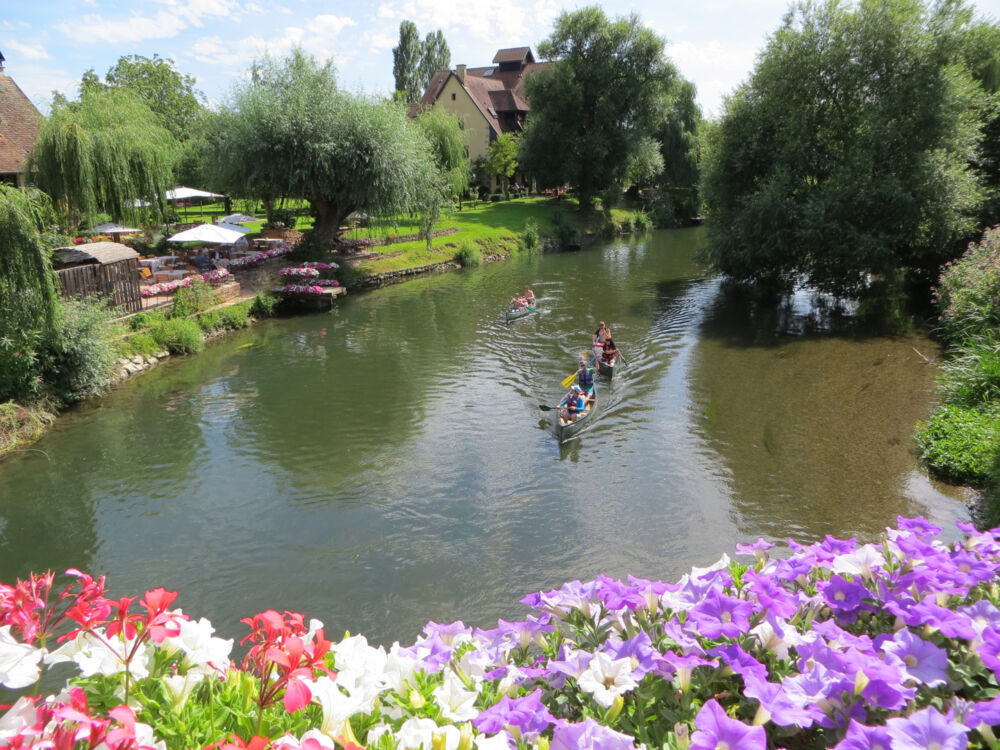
[[312, 14, 357, 36], [55, 11, 189, 44], [10, 63, 80, 113], [5, 40, 50, 61]]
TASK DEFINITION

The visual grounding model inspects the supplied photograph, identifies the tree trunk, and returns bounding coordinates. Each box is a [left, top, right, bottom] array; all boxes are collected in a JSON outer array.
[[309, 197, 351, 246]]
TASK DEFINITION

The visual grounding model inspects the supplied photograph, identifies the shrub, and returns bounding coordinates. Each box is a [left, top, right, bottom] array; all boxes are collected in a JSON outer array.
[[619, 215, 635, 234], [935, 226, 1000, 342], [939, 335, 1000, 406], [39, 297, 118, 404], [265, 207, 296, 229], [219, 302, 252, 330], [196, 310, 223, 332], [454, 241, 482, 267], [250, 292, 279, 318], [599, 218, 617, 239], [148, 317, 204, 355], [634, 211, 652, 231], [172, 279, 219, 318], [490, 193, 503, 203], [128, 310, 167, 332], [520, 218, 540, 254], [553, 220, 579, 249], [915, 403, 1000, 484], [118, 332, 159, 359]]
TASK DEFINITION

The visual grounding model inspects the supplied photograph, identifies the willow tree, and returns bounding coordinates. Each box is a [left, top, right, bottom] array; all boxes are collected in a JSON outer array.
[[206, 48, 441, 245], [0, 186, 58, 402], [28, 88, 176, 227]]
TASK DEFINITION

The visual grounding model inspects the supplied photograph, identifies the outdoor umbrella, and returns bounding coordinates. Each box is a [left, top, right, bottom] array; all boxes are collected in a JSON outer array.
[[216, 222, 251, 234], [168, 224, 246, 244], [89, 222, 140, 235], [166, 186, 226, 202], [220, 213, 258, 225]]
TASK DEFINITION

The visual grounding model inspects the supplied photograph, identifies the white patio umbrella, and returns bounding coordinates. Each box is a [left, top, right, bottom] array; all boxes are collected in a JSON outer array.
[[216, 222, 252, 234], [89, 222, 140, 235], [220, 213, 258, 224], [168, 224, 246, 244], [166, 186, 226, 202]]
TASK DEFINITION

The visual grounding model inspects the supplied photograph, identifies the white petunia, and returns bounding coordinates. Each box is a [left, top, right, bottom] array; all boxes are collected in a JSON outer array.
[[162, 616, 233, 675], [475, 731, 516, 750], [433, 671, 479, 721], [45, 630, 150, 680], [0, 696, 39, 739], [163, 672, 204, 712], [0, 626, 44, 689], [397, 717, 440, 750], [576, 651, 639, 708]]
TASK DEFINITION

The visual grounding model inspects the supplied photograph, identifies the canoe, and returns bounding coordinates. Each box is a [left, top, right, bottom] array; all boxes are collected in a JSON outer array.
[[597, 353, 618, 378], [556, 386, 597, 442], [505, 304, 536, 322]]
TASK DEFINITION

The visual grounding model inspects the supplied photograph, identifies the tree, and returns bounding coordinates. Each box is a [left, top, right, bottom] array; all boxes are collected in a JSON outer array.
[[486, 133, 519, 199], [420, 30, 451, 91], [0, 186, 58, 402], [700, 0, 987, 295], [416, 107, 470, 206], [80, 55, 203, 142], [520, 6, 680, 210], [393, 21, 423, 104], [28, 88, 176, 227], [206, 48, 441, 245], [652, 79, 702, 222]]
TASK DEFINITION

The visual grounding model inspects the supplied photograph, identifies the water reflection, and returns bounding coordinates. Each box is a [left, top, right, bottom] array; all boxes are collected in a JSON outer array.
[[689, 283, 966, 542]]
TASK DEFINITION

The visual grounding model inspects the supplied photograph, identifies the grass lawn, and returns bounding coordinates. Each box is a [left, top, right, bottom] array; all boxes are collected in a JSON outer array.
[[173, 196, 647, 274]]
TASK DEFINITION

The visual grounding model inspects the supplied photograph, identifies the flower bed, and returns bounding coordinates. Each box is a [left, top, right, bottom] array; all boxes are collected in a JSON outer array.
[[3, 518, 1000, 750], [140, 269, 231, 297], [229, 245, 294, 269], [281, 284, 325, 294], [279, 267, 320, 278]]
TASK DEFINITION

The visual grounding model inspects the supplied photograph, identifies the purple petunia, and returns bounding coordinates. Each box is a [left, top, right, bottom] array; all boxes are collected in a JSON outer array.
[[550, 717, 635, 750], [879, 629, 949, 687], [472, 689, 556, 739], [885, 706, 969, 750], [690, 699, 766, 750]]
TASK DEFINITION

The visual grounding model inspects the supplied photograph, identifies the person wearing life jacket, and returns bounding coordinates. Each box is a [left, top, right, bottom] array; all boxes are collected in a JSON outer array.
[[560, 385, 587, 422], [577, 358, 595, 394], [593, 321, 609, 361], [602, 336, 618, 365]]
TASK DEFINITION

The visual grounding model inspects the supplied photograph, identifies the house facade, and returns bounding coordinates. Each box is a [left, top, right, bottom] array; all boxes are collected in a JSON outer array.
[[416, 47, 545, 188], [0, 51, 42, 187]]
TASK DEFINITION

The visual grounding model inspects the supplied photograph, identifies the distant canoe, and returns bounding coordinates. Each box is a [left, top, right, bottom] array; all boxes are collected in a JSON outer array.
[[556, 387, 596, 442], [505, 304, 536, 322], [597, 353, 618, 378]]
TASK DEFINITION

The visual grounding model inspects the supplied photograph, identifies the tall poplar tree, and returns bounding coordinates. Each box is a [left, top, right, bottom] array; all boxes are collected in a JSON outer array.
[[393, 21, 423, 104]]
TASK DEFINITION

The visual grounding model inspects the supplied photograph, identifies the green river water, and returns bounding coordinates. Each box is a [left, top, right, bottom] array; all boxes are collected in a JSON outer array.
[[1, 227, 969, 646]]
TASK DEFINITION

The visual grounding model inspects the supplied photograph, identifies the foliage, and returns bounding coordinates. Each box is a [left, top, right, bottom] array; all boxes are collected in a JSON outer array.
[[148, 317, 205, 355], [521, 6, 683, 209], [700, 0, 988, 295], [420, 30, 451, 92], [415, 107, 470, 203], [653, 78, 702, 221], [206, 48, 441, 243], [0, 401, 51, 454], [29, 88, 176, 227], [521, 217, 540, 254], [916, 403, 1000, 484], [118, 332, 159, 359], [936, 225, 1000, 341], [250, 293, 280, 319], [454, 241, 482, 267], [485, 133, 519, 199], [84, 54, 204, 142], [8, 521, 1000, 750], [197, 302, 253, 332], [172, 279, 219, 319], [38, 297, 118, 404], [634, 210, 652, 231], [392, 21, 424, 104], [0, 186, 59, 403]]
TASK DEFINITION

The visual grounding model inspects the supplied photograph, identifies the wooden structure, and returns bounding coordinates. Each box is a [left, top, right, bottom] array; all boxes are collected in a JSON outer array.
[[52, 242, 142, 313]]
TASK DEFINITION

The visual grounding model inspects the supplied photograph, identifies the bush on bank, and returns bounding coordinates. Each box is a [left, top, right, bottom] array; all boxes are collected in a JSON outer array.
[[921, 226, 1000, 519], [3, 518, 1000, 750]]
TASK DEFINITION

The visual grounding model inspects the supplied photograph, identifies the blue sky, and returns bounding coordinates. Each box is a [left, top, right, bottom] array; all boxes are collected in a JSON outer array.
[[4, 0, 1000, 119]]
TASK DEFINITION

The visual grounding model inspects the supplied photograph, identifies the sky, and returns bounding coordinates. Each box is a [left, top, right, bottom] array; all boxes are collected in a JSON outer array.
[[4, 0, 1000, 120]]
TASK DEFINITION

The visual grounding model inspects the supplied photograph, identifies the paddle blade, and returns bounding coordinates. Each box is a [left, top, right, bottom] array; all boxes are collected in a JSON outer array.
[[561, 372, 576, 388], [538, 404, 557, 411]]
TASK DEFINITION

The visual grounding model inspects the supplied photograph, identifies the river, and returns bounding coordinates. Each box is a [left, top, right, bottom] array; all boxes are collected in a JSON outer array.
[[1, 227, 969, 646]]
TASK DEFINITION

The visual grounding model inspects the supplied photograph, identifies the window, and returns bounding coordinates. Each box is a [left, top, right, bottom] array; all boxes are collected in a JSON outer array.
[[451, 93, 456, 101]]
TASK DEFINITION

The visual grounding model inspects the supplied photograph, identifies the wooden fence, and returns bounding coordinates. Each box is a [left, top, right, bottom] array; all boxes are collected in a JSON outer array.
[[56, 259, 142, 314]]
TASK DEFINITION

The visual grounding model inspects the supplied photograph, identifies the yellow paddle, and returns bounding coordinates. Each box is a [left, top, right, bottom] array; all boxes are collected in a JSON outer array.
[[561, 352, 593, 388]]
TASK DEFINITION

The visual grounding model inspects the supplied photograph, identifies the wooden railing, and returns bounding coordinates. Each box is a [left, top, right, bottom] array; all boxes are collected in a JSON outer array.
[[56, 260, 142, 314]]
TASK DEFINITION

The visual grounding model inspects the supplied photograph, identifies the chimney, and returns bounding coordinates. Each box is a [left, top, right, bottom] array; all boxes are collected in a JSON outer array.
[[0, 50, 6, 73], [456, 64, 466, 84]]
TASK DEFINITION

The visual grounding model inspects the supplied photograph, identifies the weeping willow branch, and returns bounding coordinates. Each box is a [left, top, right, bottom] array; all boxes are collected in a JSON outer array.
[[28, 89, 176, 227]]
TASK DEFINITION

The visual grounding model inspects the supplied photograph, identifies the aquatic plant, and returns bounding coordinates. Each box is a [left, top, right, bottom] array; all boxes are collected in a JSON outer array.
[[4, 518, 1000, 749]]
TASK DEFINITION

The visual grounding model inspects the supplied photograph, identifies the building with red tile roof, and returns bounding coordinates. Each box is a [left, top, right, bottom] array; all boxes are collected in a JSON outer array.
[[0, 51, 42, 187], [415, 47, 547, 171]]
